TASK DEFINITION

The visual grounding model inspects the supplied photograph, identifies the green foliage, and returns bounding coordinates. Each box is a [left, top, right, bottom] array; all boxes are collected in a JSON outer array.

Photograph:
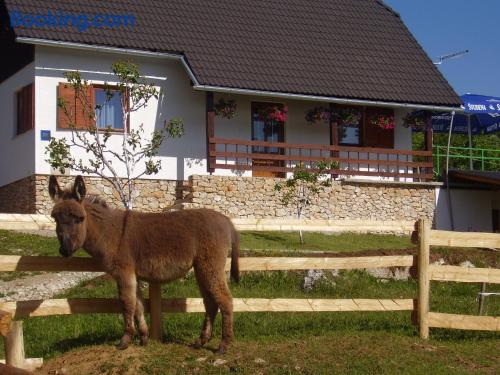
[[45, 61, 184, 209], [274, 161, 338, 215]]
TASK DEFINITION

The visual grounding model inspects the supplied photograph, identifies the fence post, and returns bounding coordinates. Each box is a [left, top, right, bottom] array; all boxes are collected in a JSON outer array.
[[5, 321, 26, 368], [417, 218, 430, 339], [149, 282, 162, 341]]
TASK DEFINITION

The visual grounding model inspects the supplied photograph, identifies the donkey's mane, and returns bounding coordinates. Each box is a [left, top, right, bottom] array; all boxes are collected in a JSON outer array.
[[84, 194, 109, 209]]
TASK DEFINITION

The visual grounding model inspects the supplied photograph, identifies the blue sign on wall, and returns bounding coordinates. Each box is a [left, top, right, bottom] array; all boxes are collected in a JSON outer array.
[[40, 130, 51, 141]]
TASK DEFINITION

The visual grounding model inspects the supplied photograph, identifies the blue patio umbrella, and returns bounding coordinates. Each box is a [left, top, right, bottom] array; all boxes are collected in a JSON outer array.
[[431, 94, 500, 134]]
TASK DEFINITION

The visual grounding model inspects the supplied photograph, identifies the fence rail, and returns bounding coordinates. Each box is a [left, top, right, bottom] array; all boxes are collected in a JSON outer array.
[[0, 255, 416, 273], [0, 298, 416, 319], [434, 145, 500, 175]]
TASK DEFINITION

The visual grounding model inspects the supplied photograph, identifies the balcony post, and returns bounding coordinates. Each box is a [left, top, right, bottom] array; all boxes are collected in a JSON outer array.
[[206, 91, 215, 173], [329, 103, 339, 176], [424, 111, 433, 180]]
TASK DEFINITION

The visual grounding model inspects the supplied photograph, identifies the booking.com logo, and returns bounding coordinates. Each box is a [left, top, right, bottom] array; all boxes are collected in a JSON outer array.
[[9, 9, 135, 32]]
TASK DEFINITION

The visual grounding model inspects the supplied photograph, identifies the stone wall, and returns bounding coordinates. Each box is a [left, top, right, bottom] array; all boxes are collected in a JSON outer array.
[[0, 175, 179, 214], [185, 175, 436, 222], [1, 174, 437, 223], [0, 175, 36, 213]]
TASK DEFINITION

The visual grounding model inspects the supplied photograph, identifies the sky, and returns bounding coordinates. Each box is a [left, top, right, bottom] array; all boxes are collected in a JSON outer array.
[[384, 0, 500, 98]]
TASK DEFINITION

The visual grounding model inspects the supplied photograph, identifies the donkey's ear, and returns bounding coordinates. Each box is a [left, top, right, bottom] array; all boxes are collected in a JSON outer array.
[[48, 175, 62, 201], [73, 175, 86, 202]]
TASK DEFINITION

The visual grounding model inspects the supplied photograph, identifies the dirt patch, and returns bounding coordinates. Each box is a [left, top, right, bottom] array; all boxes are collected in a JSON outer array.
[[38, 345, 147, 375]]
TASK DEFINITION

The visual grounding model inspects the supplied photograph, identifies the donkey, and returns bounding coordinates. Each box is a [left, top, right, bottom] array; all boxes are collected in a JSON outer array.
[[48, 175, 239, 353]]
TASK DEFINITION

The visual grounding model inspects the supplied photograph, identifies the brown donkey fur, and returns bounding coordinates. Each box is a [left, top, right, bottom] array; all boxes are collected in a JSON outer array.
[[49, 175, 239, 353]]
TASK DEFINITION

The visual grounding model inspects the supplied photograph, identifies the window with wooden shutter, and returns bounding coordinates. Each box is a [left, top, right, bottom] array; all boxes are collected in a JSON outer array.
[[57, 83, 95, 129], [364, 107, 394, 149], [16, 83, 34, 136]]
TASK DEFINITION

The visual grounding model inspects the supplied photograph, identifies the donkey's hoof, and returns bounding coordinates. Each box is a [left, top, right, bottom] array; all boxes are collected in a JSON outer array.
[[217, 344, 227, 354], [116, 341, 129, 350], [192, 339, 204, 349]]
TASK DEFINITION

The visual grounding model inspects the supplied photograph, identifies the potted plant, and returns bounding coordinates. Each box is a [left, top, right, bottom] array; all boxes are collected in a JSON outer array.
[[305, 106, 331, 124], [369, 113, 395, 129], [259, 105, 288, 122], [214, 98, 237, 119], [402, 112, 428, 131]]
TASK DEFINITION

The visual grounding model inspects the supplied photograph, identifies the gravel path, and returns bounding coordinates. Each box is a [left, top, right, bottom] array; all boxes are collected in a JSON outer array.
[[0, 230, 105, 302], [0, 271, 103, 302]]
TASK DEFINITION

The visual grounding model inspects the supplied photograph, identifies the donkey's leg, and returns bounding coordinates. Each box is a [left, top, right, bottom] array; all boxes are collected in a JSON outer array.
[[116, 273, 137, 350], [193, 269, 218, 348], [135, 285, 149, 346], [211, 279, 234, 354], [197, 269, 234, 354]]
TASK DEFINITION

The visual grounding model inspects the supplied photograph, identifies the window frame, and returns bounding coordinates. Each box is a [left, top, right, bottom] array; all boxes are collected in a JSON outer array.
[[335, 105, 364, 147], [56, 82, 129, 132], [15, 82, 35, 136], [93, 84, 130, 133]]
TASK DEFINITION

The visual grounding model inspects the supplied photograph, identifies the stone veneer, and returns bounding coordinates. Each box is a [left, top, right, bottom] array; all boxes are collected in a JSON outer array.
[[0, 175, 37, 213], [0, 174, 436, 223], [0, 175, 178, 214], [185, 175, 436, 222]]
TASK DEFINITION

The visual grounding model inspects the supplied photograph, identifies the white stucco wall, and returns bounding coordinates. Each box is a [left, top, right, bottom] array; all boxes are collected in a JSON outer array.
[[1, 45, 415, 186], [0, 62, 36, 186], [34, 45, 208, 181], [435, 187, 498, 232]]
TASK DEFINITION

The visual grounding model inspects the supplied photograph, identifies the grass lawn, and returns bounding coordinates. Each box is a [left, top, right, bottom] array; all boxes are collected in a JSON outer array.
[[0, 229, 498, 373]]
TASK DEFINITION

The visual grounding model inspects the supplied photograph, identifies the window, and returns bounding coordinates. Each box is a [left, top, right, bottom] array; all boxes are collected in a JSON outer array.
[[57, 83, 128, 130], [251, 102, 285, 153], [336, 107, 362, 146], [332, 106, 394, 149], [16, 83, 34, 135], [95, 88, 124, 130]]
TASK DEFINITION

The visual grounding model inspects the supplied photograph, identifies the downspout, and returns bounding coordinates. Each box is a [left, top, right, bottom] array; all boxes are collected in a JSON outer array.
[[467, 114, 473, 170], [445, 111, 456, 231]]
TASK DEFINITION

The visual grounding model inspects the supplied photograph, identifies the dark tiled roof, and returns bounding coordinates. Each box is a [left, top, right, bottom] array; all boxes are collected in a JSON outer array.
[[3, 0, 462, 107]]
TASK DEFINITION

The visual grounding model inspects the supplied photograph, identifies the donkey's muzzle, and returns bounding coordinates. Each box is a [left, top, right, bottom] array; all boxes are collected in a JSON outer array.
[[59, 237, 75, 257], [59, 246, 73, 258]]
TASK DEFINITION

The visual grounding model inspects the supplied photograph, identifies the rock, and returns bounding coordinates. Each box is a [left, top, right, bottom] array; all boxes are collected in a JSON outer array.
[[254, 358, 266, 364], [459, 260, 475, 268], [213, 359, 227, 366], [303, 270, 325, 292]]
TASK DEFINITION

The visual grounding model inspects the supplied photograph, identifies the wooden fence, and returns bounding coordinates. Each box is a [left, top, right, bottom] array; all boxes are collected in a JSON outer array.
[[0, 219, 499, 371], [416, 219, 500, 338]]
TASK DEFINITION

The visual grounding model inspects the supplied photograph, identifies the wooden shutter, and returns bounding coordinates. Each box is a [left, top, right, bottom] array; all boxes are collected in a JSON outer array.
[[16, 83, 34, 135], [57, 83, 95, 129], [364, 107, 394, 149]]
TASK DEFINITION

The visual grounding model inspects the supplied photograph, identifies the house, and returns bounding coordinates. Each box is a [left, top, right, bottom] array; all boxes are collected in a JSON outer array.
[[0, 0, 462, 223]]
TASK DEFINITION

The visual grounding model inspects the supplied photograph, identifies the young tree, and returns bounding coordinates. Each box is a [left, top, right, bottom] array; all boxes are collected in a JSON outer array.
[[46, 61, 184, 210], [274, 161, 338, 244]]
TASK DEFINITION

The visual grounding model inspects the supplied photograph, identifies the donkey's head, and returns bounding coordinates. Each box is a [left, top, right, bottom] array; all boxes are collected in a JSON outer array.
[[49, 175, 88, 257]]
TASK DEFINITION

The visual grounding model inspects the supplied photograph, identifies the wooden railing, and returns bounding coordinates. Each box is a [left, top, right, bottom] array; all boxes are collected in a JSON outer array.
[[209, 137, 434, 181]]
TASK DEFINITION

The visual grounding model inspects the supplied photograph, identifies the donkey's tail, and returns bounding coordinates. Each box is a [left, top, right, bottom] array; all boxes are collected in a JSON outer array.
[[230, 224, 240, 283]]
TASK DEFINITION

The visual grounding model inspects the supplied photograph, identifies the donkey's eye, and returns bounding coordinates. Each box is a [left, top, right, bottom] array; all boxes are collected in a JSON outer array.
[[72, 216, 84, 224]]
